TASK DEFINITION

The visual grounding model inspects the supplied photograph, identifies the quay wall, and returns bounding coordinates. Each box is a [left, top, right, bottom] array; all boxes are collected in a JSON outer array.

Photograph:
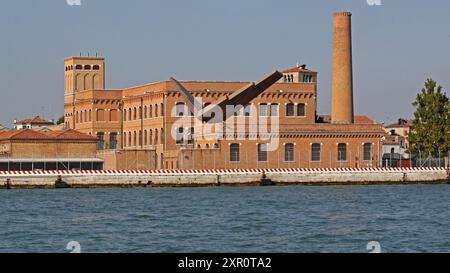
[[0, 168, 448, 189]]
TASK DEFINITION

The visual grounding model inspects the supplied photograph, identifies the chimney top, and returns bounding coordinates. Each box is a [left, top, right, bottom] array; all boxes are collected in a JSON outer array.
[[334, 11, 352, 17]]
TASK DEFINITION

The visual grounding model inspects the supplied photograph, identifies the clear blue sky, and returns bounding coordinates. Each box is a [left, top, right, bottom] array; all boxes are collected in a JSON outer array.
[[1, 0, 449, 127]]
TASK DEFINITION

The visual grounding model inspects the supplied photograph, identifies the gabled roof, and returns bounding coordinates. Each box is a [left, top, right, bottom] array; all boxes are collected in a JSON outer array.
[[46, 129, 97, 140], [14, 116, 54, 125], [318, 115, 377, 125], [0, 129, 50, 140], [0, 129, 96, 141], [385, 119, 413, 129]]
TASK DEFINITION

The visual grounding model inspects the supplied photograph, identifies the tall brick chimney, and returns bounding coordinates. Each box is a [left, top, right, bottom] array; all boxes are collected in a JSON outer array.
[[331, 11, 354, 124]]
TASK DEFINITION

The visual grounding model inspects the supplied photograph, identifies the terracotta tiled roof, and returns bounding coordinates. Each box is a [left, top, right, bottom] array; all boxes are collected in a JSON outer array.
[[385, 119, 413, 128], [282, 65, 317, 74], [14, 116, 54, 125], [319, 115, 377, 125], [0, 129, 96, 141], [46, 129, 97, 140]]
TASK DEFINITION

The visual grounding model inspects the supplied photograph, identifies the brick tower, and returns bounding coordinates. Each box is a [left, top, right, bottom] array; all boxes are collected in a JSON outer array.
[[331, 11, 354, 124], [63, 56, 105, 128]]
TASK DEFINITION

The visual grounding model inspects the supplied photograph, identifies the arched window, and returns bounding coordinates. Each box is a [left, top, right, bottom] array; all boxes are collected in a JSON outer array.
[[139, 106, 142, 119], [109, 109, 118, 121], [89, 109, 92, 121], [139, 130, 142, 146], [133, 107, 137, 120], [286, 103, 295, 117], [176, 102, 185, 117], [311, 143, 321, 162], [363, 143, 373, 161], [144, 130, 148, 146], [149, 129, 153, 145], [155, 129, 158, 144], [84, 65, 91, 70], [230, 144, 240, 162], [133, 131, 137, 146], [338, 143, 347, 161], [123, 109, 127, 121], [285, 143, 294, 162], [144, 106, 147, 118], [75, 65, 83, 70], [84, 110, 87, 123], [259, 104, 268, 117], [161, 154, 164, 170], [149, 105, 153, 118], [176, 127, 184, 144], [160, 103, 164, 116], [128, 132, 131, 147], [270, 103, 279, 116], [96, 109, 105, 121], [80, 111, 83, 123], [123, 132, 127, 147], [93, 65, 100, 70], [161, 128, 165, 145], [297, 103, 306, 117], [257, 144, 268, 162], [244, 104, 252, 116], [76, 112, 79, 123], [155, 104, 158, 117]]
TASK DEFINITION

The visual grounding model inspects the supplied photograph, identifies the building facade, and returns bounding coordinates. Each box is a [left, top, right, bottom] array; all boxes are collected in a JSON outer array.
[[64, 12, 385, 170]]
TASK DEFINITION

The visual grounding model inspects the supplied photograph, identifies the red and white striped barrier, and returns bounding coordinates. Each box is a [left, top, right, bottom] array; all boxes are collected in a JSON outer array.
[[0, 167, 447, 177]]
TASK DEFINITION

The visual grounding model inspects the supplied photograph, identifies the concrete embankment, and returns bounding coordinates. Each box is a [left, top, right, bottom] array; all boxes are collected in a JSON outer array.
[[0, 168, 448, 189]]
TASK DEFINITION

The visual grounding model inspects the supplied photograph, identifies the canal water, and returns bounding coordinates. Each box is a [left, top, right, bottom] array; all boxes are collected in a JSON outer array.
[[1, 185, 449, 253]]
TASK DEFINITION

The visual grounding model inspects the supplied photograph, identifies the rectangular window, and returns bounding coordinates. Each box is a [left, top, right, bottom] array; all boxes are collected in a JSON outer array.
[[187, 128, 193, 145], [109, 133, 117, 150], [311, 143, 321, 162], [258, 143, 268, 162], [363, 143, 373, 161], [230, 144, 240, 162], [97, 132, 105, 150], [285, 144, 294, 162], [338, 143, 347, 161]]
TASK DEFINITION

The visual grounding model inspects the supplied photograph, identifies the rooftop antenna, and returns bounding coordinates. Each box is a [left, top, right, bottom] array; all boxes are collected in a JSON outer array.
[[87, 52, 90, 57], [96, 52, 98, 57], [79, 52, 82, 57]]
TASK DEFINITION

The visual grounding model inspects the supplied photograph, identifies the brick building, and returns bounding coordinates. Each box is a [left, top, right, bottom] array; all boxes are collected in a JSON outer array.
[[64, 12, 385, 170], [0, 129, 102, 171]]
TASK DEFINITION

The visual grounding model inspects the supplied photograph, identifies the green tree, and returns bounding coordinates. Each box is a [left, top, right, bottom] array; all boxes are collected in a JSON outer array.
[[56, 116, 64, 125], [409, 79, 450, 155]]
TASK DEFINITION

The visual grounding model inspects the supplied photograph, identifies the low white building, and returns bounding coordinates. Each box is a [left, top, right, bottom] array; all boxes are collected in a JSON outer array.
[[13, 116, 54, 130]]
